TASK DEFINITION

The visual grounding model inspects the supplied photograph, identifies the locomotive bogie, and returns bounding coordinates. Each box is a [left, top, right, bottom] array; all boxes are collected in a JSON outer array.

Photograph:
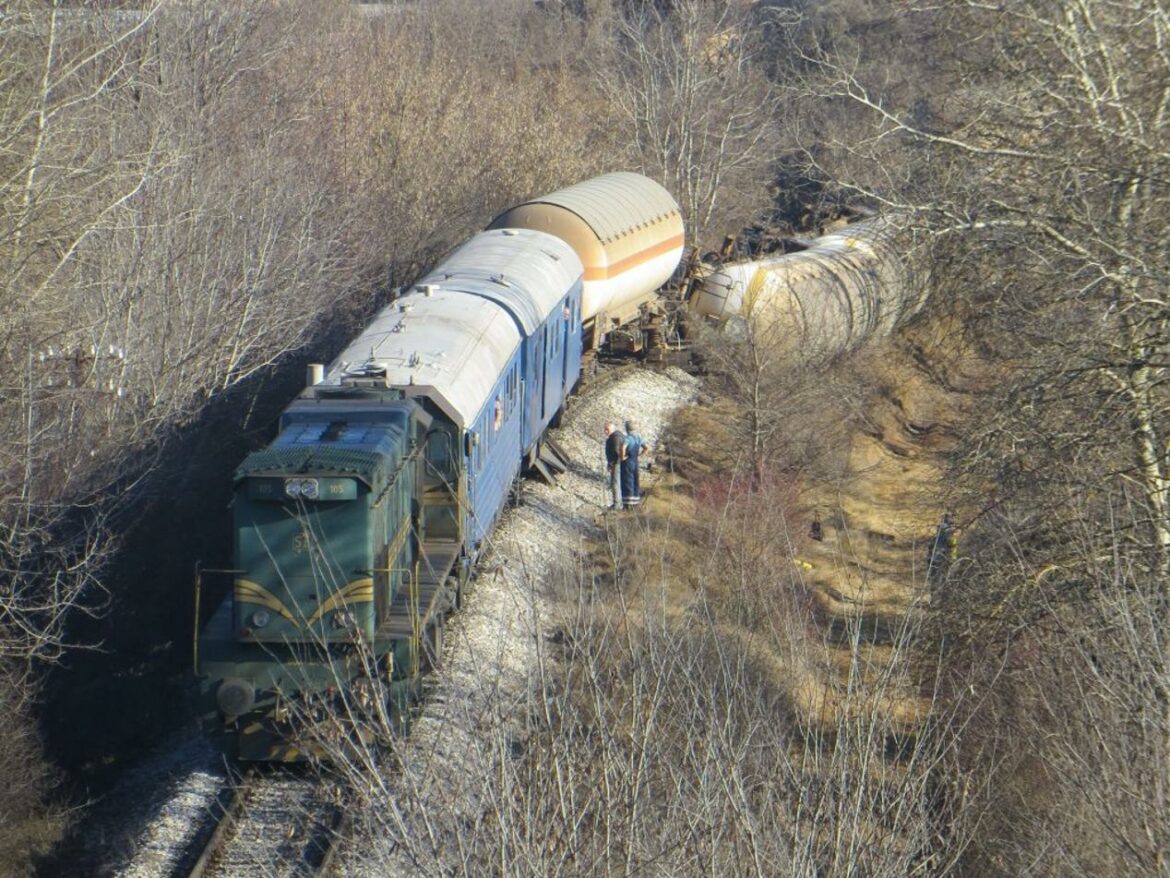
[[198, 622, 420, 760]]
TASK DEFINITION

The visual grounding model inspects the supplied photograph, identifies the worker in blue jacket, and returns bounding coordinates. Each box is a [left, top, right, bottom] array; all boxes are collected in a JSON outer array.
[[622, 419, 646, 508]]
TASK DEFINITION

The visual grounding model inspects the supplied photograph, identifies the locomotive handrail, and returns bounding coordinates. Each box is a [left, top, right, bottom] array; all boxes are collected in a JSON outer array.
[[192, 565, 246, 675], [410, 560, 421, 677]]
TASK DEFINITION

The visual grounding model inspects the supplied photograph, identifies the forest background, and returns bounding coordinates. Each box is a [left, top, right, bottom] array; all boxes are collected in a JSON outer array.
[[1, 1, 1167, 876]]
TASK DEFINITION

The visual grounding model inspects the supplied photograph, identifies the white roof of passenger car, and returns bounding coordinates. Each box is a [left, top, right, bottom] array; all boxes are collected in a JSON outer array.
[[411, 229, 582, 334], [321, 290, 521, 428]]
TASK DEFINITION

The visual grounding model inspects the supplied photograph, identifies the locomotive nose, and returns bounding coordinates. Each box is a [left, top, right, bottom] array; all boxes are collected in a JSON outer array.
[[216, 677, 256, 717]]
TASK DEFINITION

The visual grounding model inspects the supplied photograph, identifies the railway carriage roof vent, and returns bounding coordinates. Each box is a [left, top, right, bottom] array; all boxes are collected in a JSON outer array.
[[342, 361, 387, 380]]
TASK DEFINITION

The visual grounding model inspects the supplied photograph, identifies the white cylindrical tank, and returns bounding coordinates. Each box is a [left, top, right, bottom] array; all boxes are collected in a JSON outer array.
[[690, 219, 920, 360], [489, 172, 685, 348]]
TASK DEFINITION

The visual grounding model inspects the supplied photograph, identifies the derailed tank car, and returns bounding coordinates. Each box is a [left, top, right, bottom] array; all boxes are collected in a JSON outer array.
[[197, 228, 586, 760], [689, 218, 921, 361], [489, 171, 684, 352]]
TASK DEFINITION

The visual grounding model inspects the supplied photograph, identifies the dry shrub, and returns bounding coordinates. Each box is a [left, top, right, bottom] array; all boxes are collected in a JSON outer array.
[[656, 395, 743, 480], [938, 499, 1170, 878], [0, 668, 60, 877], [325, 555, 957, 876], [689, 463, 809, 625]]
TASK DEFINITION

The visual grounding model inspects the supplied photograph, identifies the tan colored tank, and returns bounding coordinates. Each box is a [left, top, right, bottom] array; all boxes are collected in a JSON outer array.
[[690, 219, 921, 360], [490, 172, 684, 348]]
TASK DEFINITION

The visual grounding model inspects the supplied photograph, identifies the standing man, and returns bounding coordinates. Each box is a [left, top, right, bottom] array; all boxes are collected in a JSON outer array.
[[604, 421, 626, 510], [622, 419, 645, 507]]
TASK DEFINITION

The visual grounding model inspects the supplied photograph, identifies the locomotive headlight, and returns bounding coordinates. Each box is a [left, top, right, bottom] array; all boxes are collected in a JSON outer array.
[[251, 610, 270, 629], [284, 478, 319, 499]]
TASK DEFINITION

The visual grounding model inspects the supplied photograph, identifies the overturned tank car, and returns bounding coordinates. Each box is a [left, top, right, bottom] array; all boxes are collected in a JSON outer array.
[[689, 218, 922, 361]]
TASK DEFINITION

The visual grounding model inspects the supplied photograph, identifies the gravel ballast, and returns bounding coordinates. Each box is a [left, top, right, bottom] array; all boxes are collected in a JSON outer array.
[[85, 365, 698, 877], [339, 365, 699, 874]]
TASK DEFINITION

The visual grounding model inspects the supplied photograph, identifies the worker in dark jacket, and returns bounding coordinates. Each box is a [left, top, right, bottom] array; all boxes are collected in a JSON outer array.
[[622, 419, 645, 508], [604, 422, 625, 509]]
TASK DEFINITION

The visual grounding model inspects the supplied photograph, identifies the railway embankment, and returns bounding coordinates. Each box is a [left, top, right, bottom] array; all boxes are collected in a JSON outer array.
[[677, 314, 983, 722], [567, 314, 987, 871], [64, 320, 983, 875]]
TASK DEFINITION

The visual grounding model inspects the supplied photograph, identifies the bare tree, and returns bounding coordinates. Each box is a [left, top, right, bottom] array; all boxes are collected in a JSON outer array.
[[782, 0, 1170, 576], [769, 1, 1170, 871], [294, 472, 977, 876], [0, 0, 380, 855], [316, 0, 618, 288], [591, 0, 780, 247]]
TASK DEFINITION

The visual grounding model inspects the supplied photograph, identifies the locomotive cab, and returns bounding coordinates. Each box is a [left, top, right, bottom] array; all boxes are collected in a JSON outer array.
[[196, 394, 431, 759], [231, 409, 413, 646]]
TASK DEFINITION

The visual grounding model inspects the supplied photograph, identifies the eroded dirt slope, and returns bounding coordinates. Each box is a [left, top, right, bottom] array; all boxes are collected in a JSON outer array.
[[658, 312, 986, 732]]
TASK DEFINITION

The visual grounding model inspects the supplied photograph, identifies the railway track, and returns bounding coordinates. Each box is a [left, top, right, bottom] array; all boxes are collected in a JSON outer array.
[[73, 365, 696, 877], [172, 362, 644, 878], [181, 769, 347, 878]]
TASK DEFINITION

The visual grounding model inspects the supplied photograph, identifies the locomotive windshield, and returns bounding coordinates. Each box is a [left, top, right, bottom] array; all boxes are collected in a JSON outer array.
[[233, 476, 373, 644]]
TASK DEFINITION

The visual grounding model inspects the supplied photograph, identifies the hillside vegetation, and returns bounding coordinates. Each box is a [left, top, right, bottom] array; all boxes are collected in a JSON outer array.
[[1, 1, 1167, 876]]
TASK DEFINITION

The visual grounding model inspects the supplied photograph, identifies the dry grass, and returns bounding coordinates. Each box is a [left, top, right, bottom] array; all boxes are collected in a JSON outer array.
[[585, 335, 971, 760], [0, 814, 66, 878]]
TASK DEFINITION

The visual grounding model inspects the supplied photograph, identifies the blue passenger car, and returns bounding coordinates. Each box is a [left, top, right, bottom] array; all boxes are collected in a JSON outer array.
[[325, 229, 583, 556], [413, 229, 584, 462]]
